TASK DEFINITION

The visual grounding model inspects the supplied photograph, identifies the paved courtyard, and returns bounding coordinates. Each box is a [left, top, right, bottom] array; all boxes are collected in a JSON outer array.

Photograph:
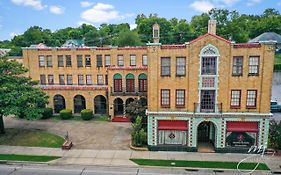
[[4, 117, 132, 150]]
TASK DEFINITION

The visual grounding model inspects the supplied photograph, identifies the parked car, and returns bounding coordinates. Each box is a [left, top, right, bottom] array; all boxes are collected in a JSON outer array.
[[270, 101, 281, 112]]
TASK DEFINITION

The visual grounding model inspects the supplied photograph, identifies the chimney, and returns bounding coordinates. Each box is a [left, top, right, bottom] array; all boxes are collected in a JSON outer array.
[[153, 23, 160, 43], [208, 20, 217, 35]]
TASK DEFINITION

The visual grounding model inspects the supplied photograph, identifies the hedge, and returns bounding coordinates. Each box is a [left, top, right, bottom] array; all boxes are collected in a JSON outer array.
[[41, 108, 53, 119], [81, 109, 93, 120], [59, 109, 72, 120], [274, 64, 281, 71]]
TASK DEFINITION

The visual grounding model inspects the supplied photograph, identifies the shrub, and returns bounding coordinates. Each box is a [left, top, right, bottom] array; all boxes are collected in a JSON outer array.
[[274, 64, 281, 71], [41, 108, 53, 119], [59, 109, 72, 120], [268, 120, 281, 150], [131, 116, 147, 147], [81, 109, 93, 120]]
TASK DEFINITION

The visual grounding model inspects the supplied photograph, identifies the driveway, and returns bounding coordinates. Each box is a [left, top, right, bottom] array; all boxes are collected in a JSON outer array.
[[4, 117, 132, 150]]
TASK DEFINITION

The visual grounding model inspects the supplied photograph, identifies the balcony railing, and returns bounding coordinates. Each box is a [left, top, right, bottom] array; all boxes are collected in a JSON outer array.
[[110, 87, 147, 96], [193, 103, 222, 114]]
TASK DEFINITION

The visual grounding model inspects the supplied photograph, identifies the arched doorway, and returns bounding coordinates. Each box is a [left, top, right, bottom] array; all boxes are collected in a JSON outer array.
[[74, 95, 86, 113], [53, 94, 65, 113], [197, 121, 216, 152], [114, 98, 124, 116], [125, 98, 134, 107], [94, 95, 107, 114]]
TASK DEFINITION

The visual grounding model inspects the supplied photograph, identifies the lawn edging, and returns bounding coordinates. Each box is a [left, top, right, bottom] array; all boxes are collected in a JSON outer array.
[[130, 158, 270, 171], [0, 154, 61, 163], [129, 141, 148, 151]]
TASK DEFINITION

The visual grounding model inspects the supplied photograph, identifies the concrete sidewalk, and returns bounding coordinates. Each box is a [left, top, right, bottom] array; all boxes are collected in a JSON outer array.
[[0, 145, 280, 172]]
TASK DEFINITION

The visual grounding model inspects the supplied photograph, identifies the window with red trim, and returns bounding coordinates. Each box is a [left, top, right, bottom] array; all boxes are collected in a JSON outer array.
[[176, 89, 185, 107], [139, 79, 147, 92], [230, 90, 241, 108], [126, 79, 135, 92], [246, 90, 257, 108], [161, 89, 170, 107]]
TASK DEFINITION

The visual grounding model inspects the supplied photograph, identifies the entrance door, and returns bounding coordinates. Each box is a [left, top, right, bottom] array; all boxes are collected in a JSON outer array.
[[197, 121, 216, 152]]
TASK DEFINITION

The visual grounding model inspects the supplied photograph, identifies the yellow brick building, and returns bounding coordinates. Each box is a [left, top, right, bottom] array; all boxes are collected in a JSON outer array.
[[21, 21, 275, 152]]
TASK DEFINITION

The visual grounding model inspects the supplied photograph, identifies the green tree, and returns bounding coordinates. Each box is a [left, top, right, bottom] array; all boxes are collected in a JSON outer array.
[[116, 31, 142, 47], [268, 120, 281, 150], [0, 56, 48, 134], [131, 116, 147, 147], [126, 99, 147, 122]]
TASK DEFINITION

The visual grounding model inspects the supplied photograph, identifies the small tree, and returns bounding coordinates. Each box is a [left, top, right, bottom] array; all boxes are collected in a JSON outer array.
[[126, 99, 147, 123], [268, 120, 281, 150], [131, 116, 147, 147], [0, 56, 48, 134]]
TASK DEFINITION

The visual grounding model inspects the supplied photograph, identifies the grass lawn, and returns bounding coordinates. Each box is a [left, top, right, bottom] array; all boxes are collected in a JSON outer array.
[[50, 115, 109, 122], [275, 54, 281, 64], [0, 154, 60, 162], [130, 159, 269, 170], [0, 128, 65, 148]]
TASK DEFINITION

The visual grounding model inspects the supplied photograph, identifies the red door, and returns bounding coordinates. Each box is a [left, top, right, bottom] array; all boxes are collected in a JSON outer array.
[[126, 79, 135, 92], [114, 79, 122, 92], [139, 79, 147, 92]]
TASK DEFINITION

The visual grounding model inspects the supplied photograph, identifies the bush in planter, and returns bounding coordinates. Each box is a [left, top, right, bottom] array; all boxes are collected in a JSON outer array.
[[41, 107, 53, 119], [81, 109, 93, 120], [59, 109, 72, 120]]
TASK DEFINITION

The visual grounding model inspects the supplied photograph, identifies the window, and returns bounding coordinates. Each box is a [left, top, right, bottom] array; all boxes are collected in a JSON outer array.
[[65, 55, 71, 67], [142, 55, 148, 66], [85, 55, 91, 67], [176, 89, 185, 107], [117, 55, 124, 66], [40, 74, 46, 85], [105, 55, 111, 66], [201, 57, 216, 75], [176, 57, 186, 76], [58, 55, 64, 67], [67, 75, 73, 85], [130, 55, 136, 66], [249, 56, 259, 75], [78, 75, 84, 85], [126, 74, 135, 92], [105, 75, 108, 85], [153, 29, 159, 38], [138, 74, 147, 92], [47, 75, 54, 85], [38, 55, 45, 67], [77, 55, 83, 67], [230, 90, 241, 108], [200, 90, 215, 112], [246, 90, 257, 108], [161, 89, 170, 107], [86, 74, 92, 85], [161, 57, 171, 76], [97, 75, 103, 85], [96, 55, 103, 67], [113, 74, 122, 92], [47, 55, 52, 67], [59, 74, 65, 85], [232, 56, 243, 76]]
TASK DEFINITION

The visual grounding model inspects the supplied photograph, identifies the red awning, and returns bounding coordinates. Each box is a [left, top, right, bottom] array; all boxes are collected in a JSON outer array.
[[226, 121, 259, 132], [158, 120, 188, 130]]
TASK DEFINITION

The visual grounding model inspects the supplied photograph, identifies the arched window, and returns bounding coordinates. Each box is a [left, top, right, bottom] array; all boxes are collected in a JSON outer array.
[[113, 73, 122, 92], [138, 73, 147, 92], [126, 73, 135, 92], [74, 95, 86, 113], [200, 44, 219, 75], [53, 95, 65, 113]]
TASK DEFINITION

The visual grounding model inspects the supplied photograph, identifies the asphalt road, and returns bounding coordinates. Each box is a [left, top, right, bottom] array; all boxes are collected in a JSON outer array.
[[0, 164, 272, 175]]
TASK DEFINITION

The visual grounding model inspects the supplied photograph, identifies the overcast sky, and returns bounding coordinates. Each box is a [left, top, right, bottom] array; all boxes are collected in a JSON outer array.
[[0, 0, 280, 40]]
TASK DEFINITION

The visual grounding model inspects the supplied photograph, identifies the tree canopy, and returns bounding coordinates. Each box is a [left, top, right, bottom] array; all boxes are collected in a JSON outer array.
[[0, 8, 280, 56], [0, 56, 48, 133]]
